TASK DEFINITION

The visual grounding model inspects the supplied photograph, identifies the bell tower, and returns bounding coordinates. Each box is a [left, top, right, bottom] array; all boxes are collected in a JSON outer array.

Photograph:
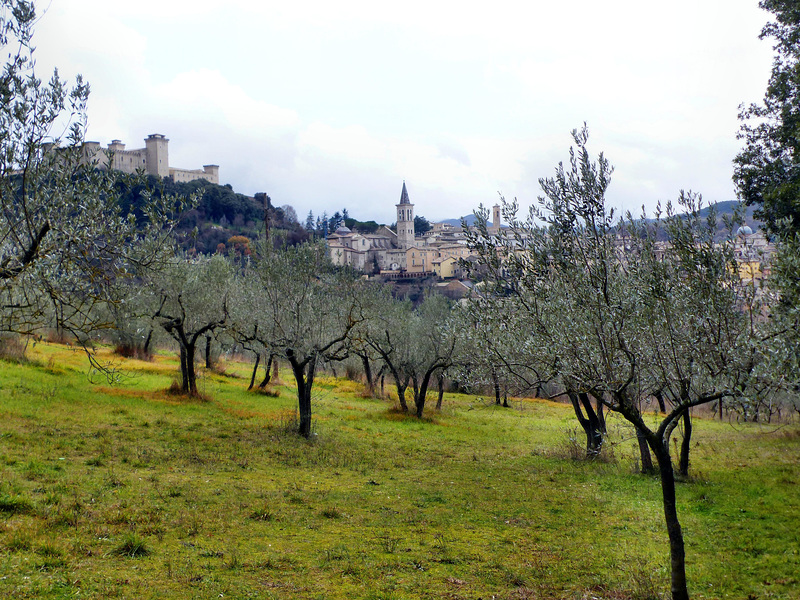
[[491, 204, 501, 233], [396, 181, 416, 249]]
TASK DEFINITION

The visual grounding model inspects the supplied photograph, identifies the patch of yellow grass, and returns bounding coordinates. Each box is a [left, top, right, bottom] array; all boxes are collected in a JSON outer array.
[[97, 385, 212, 406], [330, 379, 364, 395], [266, 408, 300, 423]]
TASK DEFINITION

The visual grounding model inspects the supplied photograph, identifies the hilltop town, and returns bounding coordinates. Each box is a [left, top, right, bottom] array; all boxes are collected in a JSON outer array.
[[326, 182, 500, 281], [64, 131, 776, 288], [327, 181, 776, 289]]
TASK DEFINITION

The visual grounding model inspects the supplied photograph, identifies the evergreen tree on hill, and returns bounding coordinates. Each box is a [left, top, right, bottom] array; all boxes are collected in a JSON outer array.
[[735, 0, 800, 236], [115, 175, 308, 253]]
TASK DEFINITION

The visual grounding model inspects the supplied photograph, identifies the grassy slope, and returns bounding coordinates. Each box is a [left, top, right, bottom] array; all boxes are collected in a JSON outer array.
[[0, 343, 798, 600]]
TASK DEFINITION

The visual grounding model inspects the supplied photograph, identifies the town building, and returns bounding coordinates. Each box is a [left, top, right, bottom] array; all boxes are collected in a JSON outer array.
[[732, 225, 776, 282], [396, 181, 416, 249]]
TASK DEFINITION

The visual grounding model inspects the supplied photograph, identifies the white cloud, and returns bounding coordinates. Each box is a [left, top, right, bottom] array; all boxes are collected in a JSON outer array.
[[25, 0, 777, 225], [155, 69, 300, 135]]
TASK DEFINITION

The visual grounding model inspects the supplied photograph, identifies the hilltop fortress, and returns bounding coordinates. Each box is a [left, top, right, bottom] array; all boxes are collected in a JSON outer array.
[[327, 182, 501, 279], [79, 134, 219, 184]]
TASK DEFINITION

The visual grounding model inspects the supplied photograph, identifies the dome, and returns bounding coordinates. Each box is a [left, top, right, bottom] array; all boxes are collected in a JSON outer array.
[[335, 226, 352, 235], [736, 225, 753, 237]]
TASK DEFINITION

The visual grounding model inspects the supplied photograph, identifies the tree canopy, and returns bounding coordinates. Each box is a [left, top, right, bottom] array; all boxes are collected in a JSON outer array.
[[465, 127, 768, 600], [0, 0, 186, 349], [734, 0, 800, 237]]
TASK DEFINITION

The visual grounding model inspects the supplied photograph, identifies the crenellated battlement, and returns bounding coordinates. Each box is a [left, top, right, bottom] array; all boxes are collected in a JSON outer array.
[[80, 133, 219, 184]]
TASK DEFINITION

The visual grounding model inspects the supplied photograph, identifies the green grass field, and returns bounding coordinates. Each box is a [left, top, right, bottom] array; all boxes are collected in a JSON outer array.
[[0, 342, 798, 599]]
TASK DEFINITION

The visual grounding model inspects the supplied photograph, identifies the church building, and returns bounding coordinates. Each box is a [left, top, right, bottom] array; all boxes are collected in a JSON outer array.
[[327, 181, 487, 277], [327, 182, 418, 272]]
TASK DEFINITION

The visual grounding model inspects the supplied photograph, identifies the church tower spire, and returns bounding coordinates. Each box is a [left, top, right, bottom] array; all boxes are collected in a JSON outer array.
[[396, 181, 416, 249]]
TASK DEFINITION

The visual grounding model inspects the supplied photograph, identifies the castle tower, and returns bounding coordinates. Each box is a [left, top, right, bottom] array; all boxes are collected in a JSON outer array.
[[491, 204, 501, 233], [396, 181, 416, 249], [203, 165, 220, 184], [144, 133, 170, 178]]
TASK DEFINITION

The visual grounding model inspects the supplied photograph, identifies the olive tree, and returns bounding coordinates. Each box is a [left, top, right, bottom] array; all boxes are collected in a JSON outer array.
[[466, 127, 763, 600], [151, 254, 233, 396], [361, 291, 415, 411], [457, 287, 554, 409], [364, 291, 461, 417], [346, 284, 392, 398], [464, 197, 612, 457], [0, 1, 186, 351], [406, 294, 461, 417], [240, 242, 364, 437]]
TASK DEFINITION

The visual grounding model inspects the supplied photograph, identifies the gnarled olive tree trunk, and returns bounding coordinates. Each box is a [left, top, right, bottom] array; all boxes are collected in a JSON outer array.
[[286, 348, 317, 438], [567, 391, 606, 457]]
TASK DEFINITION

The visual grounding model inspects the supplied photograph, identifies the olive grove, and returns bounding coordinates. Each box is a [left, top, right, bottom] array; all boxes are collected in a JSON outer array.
[[464, 127, 769, 600]]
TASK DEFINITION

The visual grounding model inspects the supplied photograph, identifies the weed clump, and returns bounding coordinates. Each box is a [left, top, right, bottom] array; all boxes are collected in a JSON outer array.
[[113, 533, 151, 558], [553, 428, 617, 464], [6, 532, 32, 552], [36, 543, 63, 558], [320, 506, 342, 519], [248, 508, 275, 522], [0, 493, 32, 515]]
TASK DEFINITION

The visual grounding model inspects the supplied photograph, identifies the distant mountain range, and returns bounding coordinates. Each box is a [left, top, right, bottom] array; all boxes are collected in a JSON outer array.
[[440, 214, 479, 228], [440, 201, 763, 241], [688, 200, 762, 227]]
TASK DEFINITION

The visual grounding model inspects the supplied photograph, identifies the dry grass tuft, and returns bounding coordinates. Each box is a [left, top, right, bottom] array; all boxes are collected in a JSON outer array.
[[112, 343, 153, 361], [0, 335, 29, 363], [252, 386, 280, 397], [165, 380, 211, 402]]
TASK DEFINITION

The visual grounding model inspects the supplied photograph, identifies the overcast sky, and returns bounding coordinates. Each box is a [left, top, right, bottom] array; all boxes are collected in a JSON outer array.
[[33, 0, 774, 224]]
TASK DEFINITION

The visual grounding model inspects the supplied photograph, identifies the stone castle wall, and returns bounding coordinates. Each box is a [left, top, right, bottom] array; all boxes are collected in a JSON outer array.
[[81, 134, 218, 184]]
